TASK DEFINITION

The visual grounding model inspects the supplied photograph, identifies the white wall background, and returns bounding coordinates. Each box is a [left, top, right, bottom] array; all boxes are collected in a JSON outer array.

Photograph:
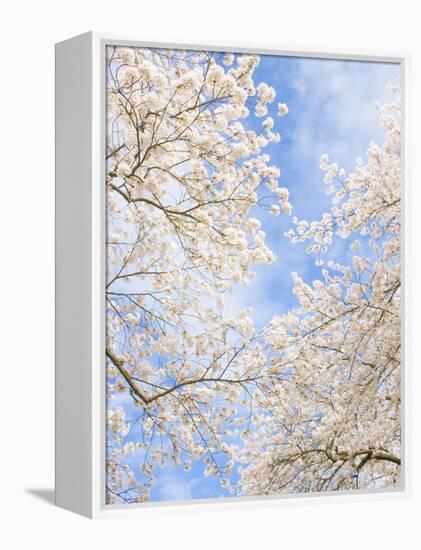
[[0, 0, 419, 547]]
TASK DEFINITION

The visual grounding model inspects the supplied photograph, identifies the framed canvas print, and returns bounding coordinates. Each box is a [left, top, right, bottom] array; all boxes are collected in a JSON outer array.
[[55, 32, 410, 518]]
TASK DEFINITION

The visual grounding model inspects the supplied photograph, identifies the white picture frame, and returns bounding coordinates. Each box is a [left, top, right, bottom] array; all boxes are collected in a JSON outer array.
[[55, 31, 411, 518]]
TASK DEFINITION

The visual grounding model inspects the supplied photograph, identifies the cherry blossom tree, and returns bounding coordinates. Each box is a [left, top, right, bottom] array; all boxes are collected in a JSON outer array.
[[105, 45, 401, 503], [236, 89, 401, 495], [105, 46, 290, 503]]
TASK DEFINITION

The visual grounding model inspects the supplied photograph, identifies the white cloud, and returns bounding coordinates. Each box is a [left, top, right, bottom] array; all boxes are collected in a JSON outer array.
[[288, 57, 400, 170], [155, 473, 199, 501]]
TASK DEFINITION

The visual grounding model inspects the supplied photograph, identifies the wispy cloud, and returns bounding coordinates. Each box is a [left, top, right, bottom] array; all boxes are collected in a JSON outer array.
[[287, 57, 399, 169], [154, 473, 199, 501]]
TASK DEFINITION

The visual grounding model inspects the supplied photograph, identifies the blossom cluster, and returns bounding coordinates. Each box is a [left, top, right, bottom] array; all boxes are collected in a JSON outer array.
[[236, 91, 401, 495], [105, 46, 289, 503]]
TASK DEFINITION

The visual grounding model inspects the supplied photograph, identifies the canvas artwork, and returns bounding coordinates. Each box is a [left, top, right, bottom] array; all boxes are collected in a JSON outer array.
[[105, 46, 401, 505]]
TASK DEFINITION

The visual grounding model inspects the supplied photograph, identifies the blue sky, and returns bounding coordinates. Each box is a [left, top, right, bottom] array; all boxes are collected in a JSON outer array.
[[110, 52, 400, 502], [222, 54, 400, 330]]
